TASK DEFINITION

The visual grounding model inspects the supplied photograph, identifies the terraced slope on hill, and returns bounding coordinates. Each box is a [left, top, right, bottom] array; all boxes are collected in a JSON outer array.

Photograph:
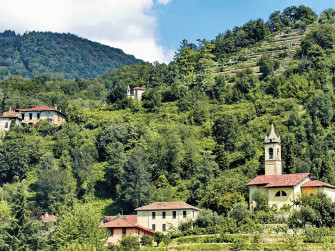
[[217, 24, 315, 79]]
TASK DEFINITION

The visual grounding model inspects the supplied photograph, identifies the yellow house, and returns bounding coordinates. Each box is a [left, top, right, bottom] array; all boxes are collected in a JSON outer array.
[[248, 124, 335, 210], [135, 202, 200, 233]]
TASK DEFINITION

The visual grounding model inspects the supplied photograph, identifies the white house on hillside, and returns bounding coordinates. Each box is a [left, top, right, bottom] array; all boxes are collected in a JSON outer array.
[[127, 85, 146, 100]]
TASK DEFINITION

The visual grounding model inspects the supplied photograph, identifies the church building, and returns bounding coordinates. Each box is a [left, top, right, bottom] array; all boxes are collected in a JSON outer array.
[[247, 124, 335, 210]]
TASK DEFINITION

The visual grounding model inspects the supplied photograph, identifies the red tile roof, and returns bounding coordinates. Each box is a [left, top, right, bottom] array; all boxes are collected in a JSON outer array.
[[99, 217, 154, 235], [106, 215, 137, 224], [247, 173, 310, 188], [15, 105, 66, 116], [101, 218, 135, 228], [301, 180, 335, 189], [135, 202, 200, 211], [40, 215, 57, 223], [0, 115, 22, 120], [133, 87, 146, 90]]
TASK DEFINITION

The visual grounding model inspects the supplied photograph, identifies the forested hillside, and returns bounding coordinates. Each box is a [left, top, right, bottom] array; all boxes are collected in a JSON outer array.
[[0, 31, 143, 79], [1, 5, 335, 250]]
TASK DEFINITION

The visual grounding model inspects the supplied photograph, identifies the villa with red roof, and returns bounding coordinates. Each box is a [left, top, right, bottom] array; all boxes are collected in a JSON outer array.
[[100, 202, 199, 244], [135, 202, 200, 233], [127, 85, 146, 100], [248, 124, 335, 210], [99, 215, 154, 244], [0, 105, 66, 132]]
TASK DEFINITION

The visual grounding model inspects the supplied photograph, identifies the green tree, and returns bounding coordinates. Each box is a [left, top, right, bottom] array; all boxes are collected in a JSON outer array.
[[195, 208, 223, 228], [52, 204, 108, 250], [119, 235, 140, 250], [140, 235, 153, 247], [212, 114, 239, 151], [0, 183, 48, 250], [142, 89, 162, 110], [268, 10, 284, 32], [251, 190, 269, 211], [119, 147, 153, 212], [319, 9, 335, 24], [195, 40, 217, 92], [229, 202, 251, 222], [36, 153, 76, 211], [299, 192, 335, 227], [258, 54, 280, 76]]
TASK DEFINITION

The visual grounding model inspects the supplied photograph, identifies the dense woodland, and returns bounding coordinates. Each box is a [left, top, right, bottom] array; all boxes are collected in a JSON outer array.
[[0, 31, 142, 79], [1, 5, 335, 250]]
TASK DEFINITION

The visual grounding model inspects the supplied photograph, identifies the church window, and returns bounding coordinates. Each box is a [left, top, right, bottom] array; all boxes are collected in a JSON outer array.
[[282, 191, 287, 196], [277, 148, 280, 159], [275, 191, 280, 197], [269, 148, 273, 159]]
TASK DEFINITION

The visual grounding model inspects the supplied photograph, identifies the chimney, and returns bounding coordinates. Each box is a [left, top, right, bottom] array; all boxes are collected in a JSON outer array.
[[45, 212, 49, 218]]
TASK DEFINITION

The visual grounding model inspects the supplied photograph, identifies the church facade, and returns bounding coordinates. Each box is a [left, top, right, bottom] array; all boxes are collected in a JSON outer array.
[[248, 124, 335, 210]]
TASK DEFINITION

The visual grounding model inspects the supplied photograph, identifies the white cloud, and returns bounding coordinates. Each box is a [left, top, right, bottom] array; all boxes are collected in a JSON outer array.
[[0, 0, 174, 63], [157, 0, 172, 5]]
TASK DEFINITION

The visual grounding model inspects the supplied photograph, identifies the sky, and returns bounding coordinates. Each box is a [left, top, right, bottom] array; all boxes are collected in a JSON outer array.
[[0, 0, 334, 63]]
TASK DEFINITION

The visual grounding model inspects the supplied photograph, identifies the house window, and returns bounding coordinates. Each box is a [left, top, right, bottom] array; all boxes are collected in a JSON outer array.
[[110, 229, 114, 236], [37, 113, 40, 119], [162, 212, 166, 219], [152, 224, 155, 231], [183, 211, 187, 218], [275, 191, 287, 197], [269, 148, 273, 159], [21, 114, 25, 120], [122, 228, 126, 235], [152, 212, 155, 219], [29, 113, 32, 120], [173, 211, 176, 219], [162, 224, 166, 232]]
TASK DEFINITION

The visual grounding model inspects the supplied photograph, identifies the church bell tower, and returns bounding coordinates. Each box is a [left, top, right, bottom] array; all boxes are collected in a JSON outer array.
[[264, 124, 282, 175]]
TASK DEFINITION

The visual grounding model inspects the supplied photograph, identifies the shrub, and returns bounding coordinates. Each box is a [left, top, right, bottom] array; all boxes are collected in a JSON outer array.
[[289, 206, 317, 227], [195, 209, 223, 228], [251, 190, 268, 211], [119, 235, 140, 250], [153, 232, 164, 246], [229, 202, 251, 222], [140, 235, 153, 247], [305, 227, 332, 243]]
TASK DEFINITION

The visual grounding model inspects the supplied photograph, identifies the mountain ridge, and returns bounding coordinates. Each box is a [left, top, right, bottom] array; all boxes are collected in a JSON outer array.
[[0, 30, 143, 79]]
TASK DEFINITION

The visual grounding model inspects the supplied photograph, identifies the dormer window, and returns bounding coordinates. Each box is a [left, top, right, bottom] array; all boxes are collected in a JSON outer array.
[[269, 148, 274, 159]]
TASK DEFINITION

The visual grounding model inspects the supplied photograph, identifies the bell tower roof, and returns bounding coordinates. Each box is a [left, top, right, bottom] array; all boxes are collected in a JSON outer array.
[[265, 124, 280, 143]]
